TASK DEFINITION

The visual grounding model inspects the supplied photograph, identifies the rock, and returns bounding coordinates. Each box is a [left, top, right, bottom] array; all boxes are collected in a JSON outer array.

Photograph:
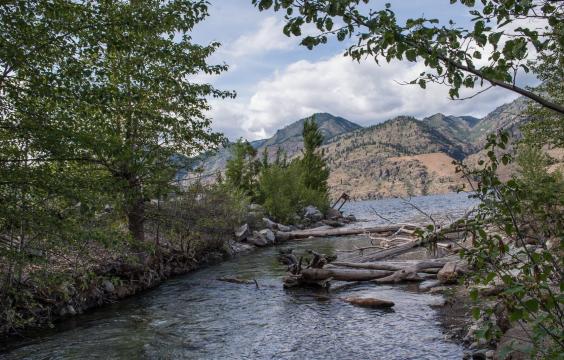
[[229, 241, 255, 255], [341, 296, 395, 309], [259, 229, 276, 244], [262, 217, 278, 230], [59, 305, 77, 317], [275, 231, 291, 243], [326, 207, 342, 220], [322, 219, 345, 227], [102, 279, 115, 293], [485, 350, 494, 359], [277, 224, 291, 232], [344, 214, 357, 222], [471, 349, 488, 360], [437, 261, 466, 284], [244, 212, 264, 229], [247, 231, 268, 247], [303, 205, 323, 222], [234, 224, 250, 242]]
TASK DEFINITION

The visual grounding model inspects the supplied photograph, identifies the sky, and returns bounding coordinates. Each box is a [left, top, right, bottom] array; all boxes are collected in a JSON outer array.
[[191, 0, 539, 141]]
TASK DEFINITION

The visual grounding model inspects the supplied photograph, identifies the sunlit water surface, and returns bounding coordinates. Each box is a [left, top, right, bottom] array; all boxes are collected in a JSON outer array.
[[1, 192, 477, 360]]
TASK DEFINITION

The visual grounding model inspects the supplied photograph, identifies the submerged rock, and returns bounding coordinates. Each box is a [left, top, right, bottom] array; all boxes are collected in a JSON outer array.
[[341, 296, 395, 309]]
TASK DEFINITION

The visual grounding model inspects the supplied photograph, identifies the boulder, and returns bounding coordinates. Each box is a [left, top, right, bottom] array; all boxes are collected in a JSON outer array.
[[259, 229, 276, 244], [303, 205, 323, 222], [437, 261, 466, 284], [262, 218, 278, 230], [341, 296, 395, 309], [344, 214, 357, 222], [102, 279, 115, 293], [234, 224, 250, 242], [277, 224, 292, 232], [247, 232, 268, 247], [275, 231, 291, 243], [326, 207, 342, 220]]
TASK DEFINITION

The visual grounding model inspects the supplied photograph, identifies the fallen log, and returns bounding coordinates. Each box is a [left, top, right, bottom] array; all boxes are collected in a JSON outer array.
[[279, 224, 420, 240], [372, 260, 448, 284], [301, 268, 393, 282], [330, 259, 448, 273]]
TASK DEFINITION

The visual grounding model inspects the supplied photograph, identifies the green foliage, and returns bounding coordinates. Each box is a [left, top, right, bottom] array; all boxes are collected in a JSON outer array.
[[441, 132, 564, 358], [301, 117, 330, 193], [259, 161, 328, 224], [252, 0, 564, 113], [0, 0, 233, 334], [225, 117, 330, 223], [225, 139, 261, 200]]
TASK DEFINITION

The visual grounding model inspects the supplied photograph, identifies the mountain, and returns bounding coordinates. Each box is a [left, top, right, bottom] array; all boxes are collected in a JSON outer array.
[[322, 116, 473, 199], [187, 113, 362, 176], [321, 97, 531, 199], [184, 96, 535, 199], [257, 113, 361, 159]]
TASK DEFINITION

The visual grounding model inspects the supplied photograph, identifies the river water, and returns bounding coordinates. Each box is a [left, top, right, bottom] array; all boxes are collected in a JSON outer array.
[[1, 193, 477, 360]]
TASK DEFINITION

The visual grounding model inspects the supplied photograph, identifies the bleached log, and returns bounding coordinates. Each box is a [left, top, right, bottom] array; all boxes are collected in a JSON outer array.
[[280, 224, 420, 240], [330, 259, 448, 274]]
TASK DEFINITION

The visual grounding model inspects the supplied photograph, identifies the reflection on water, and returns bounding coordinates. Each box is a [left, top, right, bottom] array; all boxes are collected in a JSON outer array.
[[1, 192, 476, 360]]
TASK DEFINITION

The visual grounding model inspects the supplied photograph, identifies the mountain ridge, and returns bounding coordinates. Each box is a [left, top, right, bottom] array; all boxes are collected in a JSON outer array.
[[185, 96, 532, 199]]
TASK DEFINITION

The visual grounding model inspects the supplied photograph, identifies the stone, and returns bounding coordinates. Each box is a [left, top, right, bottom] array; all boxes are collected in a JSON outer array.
[[247, 231, 268, 247], [303, 205, 323, 222], [60, 305, 77, 317], [485, 350, 494, 359], [326, 207, 342, 220], [345, 214, 357, 222], [437, 261, 466, 284], [471, 349, 487, 360], [322, 220, 345, 227], [277, 224, 291, 232], [234, 224, 250, 242], [275, 231, 291, 243], [259, 229, 276, 244], [341, 296, 395, 309], [262, 218, 278, 230], [229, 241, 255, 255], [102, 279, 115, 293]]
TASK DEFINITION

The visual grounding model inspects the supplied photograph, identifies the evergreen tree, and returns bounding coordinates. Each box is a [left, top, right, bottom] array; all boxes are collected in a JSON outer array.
[[300, 117, 329, 193]]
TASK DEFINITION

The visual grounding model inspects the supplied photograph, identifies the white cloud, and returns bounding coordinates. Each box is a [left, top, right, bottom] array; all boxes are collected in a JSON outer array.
[[208, 52, 538, 141], [222, 17, 294, 58]]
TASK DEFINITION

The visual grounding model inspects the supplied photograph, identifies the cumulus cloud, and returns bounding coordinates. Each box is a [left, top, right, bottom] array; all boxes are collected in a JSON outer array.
[[208, 52, 538, 141], [222, 17, 294, 58]]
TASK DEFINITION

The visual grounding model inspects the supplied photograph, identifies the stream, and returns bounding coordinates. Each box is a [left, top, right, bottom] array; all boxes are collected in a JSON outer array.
[[1, 192, 478, 360]]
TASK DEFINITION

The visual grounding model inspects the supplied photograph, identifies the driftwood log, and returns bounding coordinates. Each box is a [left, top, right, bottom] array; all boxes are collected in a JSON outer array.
[[279, 224, 420, 240]]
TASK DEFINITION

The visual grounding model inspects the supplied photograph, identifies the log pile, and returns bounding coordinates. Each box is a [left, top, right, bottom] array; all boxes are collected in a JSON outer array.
[[279, 221, 468, 290]]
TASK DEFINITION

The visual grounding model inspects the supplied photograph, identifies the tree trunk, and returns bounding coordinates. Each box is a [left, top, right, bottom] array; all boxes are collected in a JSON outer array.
[[127, 196, 145, 242]]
